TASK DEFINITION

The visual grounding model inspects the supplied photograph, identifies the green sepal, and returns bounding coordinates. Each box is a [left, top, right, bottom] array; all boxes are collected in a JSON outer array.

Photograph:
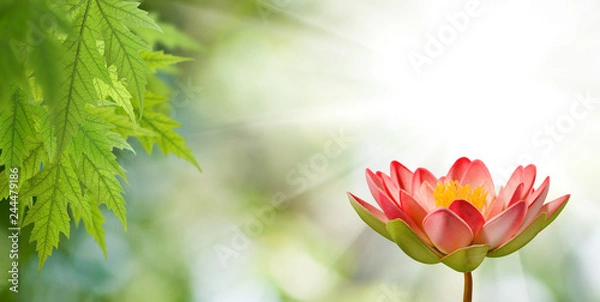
[[441, 244, 489, 272], [386, 219, 441, 264], [348, 194, 392, 241]]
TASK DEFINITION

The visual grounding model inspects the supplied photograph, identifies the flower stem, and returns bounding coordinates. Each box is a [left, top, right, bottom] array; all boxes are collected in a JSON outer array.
[[463, 271, 473, 302]]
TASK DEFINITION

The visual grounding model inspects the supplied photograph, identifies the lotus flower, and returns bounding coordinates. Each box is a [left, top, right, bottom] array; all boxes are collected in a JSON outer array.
[[348, 157, 569, 272]]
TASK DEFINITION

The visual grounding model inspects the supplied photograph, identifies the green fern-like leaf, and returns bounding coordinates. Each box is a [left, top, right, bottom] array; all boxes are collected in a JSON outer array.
[[52, 0, 111, 157], [21, 141, 47, 185], [22, 160, 82, 271], [94, 65, 136, 122], [88, 106, 155, 138], [93, 0, 161, 115], [139, 107, 201, 171], [71, 113, 131, 229], [140, 50, 191, 72], [0, 87, 35, 169], [0, 170, 7, 199], [0, 0, 200, 272], [36, 105, 58, 161]]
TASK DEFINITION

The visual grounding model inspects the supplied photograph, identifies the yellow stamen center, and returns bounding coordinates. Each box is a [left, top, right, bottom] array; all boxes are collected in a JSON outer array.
[[433, 181, 488, 210]]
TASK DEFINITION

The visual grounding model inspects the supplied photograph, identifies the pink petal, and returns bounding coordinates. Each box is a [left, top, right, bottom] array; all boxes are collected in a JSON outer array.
[[474, 201, 526, 249], [484, 188, 505, 219], [400, 190, 428, 229], [460, 159, 495, 188], [417, 181, 437, 212], [366, 168, 385, 192], [412, 167, 438, 196], [449, 199, 485, 236], [378, 171, 400, 204], [446, 157, 472, 181], [526, 176, 550, 207], [348, 192, 389, 224], [390, 161, 413, 192], [488, 166, 524, 218], [460, 160, 496, 202], [541, 194, 570, 217], [510, 194, 569, 244], [366, 169, 404, 220], [423, 208, 474, 254], [521, 164, 537, 198], [520, 177, 550, 227], [507, 183, 524, 208]]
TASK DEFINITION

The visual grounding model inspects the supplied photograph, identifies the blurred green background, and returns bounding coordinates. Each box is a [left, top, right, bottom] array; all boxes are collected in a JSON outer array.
[[2, 0, 600, 301]]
